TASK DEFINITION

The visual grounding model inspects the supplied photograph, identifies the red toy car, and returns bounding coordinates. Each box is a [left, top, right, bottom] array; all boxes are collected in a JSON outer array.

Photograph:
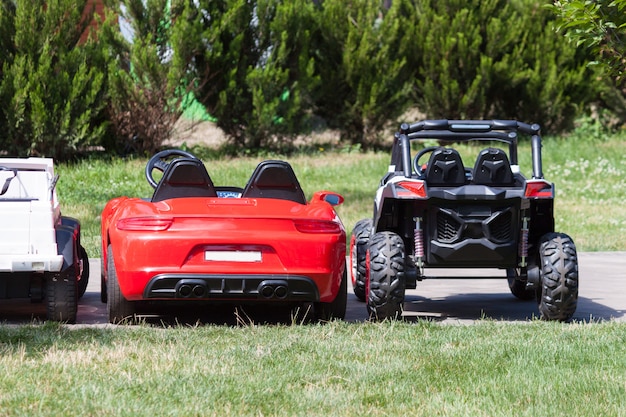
[[101, 150, 347, 323]]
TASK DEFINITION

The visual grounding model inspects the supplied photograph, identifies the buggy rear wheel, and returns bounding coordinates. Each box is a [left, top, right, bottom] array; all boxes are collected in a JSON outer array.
[[366, 231, 405, 321], [349, 219, 372, 301], [107, 245, 136, 324], [537, 233, 578, 321]]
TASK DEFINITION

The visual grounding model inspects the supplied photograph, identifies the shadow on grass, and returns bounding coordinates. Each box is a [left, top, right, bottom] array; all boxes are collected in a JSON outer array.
[[400, 293, 624, 323], [1, 288, 621, 327], [345, 290, 624, 324], [134, 302, 316, 327]]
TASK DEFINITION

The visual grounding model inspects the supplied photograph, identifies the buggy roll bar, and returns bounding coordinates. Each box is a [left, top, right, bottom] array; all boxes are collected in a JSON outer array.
[[394, 120, 544, 179]]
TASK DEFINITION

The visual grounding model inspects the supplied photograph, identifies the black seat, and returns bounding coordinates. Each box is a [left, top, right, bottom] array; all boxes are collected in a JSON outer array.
[[151, 158, 217, 202], [241, 160, 306, 204], [424, 148, 466, 186], [473, 148, 514, 186]]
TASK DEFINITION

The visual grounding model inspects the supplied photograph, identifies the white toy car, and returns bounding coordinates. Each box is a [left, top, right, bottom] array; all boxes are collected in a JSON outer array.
[[0, 157, 89, 323]]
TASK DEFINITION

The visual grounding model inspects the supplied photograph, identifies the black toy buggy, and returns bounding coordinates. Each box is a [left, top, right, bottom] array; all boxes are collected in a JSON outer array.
[[349, 120, 578, 321]]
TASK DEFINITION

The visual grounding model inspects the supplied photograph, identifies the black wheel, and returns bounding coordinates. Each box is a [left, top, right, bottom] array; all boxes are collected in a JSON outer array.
[[47, 227, 79, 322], [412, 146, 440, 176], [100, 256, 107, 303], [349, 218, 372, 301], [366, 231, 405, 321], [77, 246, 90, 298], [145, 149, 199, 188], [536, 233, 578, 321], [315, 268, 348, 322], [46, 271, 78, 323], [506, 268, 535, 300], [107, 245, 136, 324]]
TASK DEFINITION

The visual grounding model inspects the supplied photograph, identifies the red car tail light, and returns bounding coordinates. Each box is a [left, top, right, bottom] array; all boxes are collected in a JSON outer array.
[[117, 217, 174, 231], [524, 180, 554, 199], [294, 219, 342, 234], [396, 180, 427, 198]]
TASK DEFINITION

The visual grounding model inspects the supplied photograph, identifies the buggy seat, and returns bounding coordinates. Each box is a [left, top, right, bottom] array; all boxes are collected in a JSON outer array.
[[425, 148, 466, 186], [473, 148, 514, 186]]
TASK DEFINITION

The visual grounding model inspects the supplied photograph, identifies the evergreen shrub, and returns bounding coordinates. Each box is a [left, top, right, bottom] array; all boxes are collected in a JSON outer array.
[[0, 0, 108, 160], [408, 0, 598, 132]]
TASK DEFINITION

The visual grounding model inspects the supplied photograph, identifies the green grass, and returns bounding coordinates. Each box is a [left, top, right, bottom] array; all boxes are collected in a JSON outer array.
[[56, 133, 626, 256], [0, 321, 625, 416], [540, 136, 626, 251]]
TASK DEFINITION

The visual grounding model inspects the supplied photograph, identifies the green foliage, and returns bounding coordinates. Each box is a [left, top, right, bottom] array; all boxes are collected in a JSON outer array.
[[101, 0, 187, 155], [245, 1, 320, 148], [550, 0, 626, 86], [1, 0, 621, 158], [410, 0, 597, 132], [0, 0, 109, 160], [312, 0, 414, 147], [172, 0, 318, 150]]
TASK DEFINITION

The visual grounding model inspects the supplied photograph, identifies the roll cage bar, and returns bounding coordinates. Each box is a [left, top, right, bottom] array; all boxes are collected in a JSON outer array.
[[391, 119, 544, 179]]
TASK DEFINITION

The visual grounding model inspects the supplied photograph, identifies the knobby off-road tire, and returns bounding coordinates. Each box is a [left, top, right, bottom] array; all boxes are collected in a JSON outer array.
[[46, 271, 78, 323], [350, 219, 372, 301], [507, 268, 535, 300], [107, 245, 136, 324], [315, 268, 348, 322], [366, 231, 405, 321], [537, 233, 578, 321]]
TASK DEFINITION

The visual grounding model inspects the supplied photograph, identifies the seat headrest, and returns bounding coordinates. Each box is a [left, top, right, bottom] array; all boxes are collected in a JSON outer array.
[[473, 148, 514, 186], [424, 148, 466, 186], [151, 158, 217, 202], [241, 160, 306, 204]]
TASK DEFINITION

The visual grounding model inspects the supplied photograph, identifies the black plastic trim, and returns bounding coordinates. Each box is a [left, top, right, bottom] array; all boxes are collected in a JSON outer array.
[[143, 273, 320, 301]]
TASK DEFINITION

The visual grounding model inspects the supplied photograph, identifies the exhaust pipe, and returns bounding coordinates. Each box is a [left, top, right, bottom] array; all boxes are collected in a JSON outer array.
[[274, 285, 288, 299], [178, 284, 193, 298], [176, 280, 209, 298], [260, 285, 275, 299], [257, 280, 289, 300], [192, 285, 206, 298]]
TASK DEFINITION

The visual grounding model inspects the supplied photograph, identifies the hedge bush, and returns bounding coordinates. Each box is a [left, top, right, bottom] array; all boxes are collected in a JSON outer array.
[[408, 0, 597, 133], [0, 0, 109, 160], [0, 0, 620, 157], [172, 0, 609, 150], [101, 0, 187, 155]]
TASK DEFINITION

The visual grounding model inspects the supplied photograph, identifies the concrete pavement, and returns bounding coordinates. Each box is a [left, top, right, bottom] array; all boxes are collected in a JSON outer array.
[[1, 252, 624, 325]]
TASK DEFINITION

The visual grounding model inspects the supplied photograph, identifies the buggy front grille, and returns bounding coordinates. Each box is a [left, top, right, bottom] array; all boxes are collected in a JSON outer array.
[[431, 205, 517, 245], [487, 210, 513, 242], [436, 211, 461, 243]]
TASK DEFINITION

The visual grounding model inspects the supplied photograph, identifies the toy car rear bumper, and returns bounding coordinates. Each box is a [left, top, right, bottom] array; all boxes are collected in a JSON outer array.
[[0, 255, 63, 273], [143, 274, 320, 302], [428, 239, 518, 267]]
